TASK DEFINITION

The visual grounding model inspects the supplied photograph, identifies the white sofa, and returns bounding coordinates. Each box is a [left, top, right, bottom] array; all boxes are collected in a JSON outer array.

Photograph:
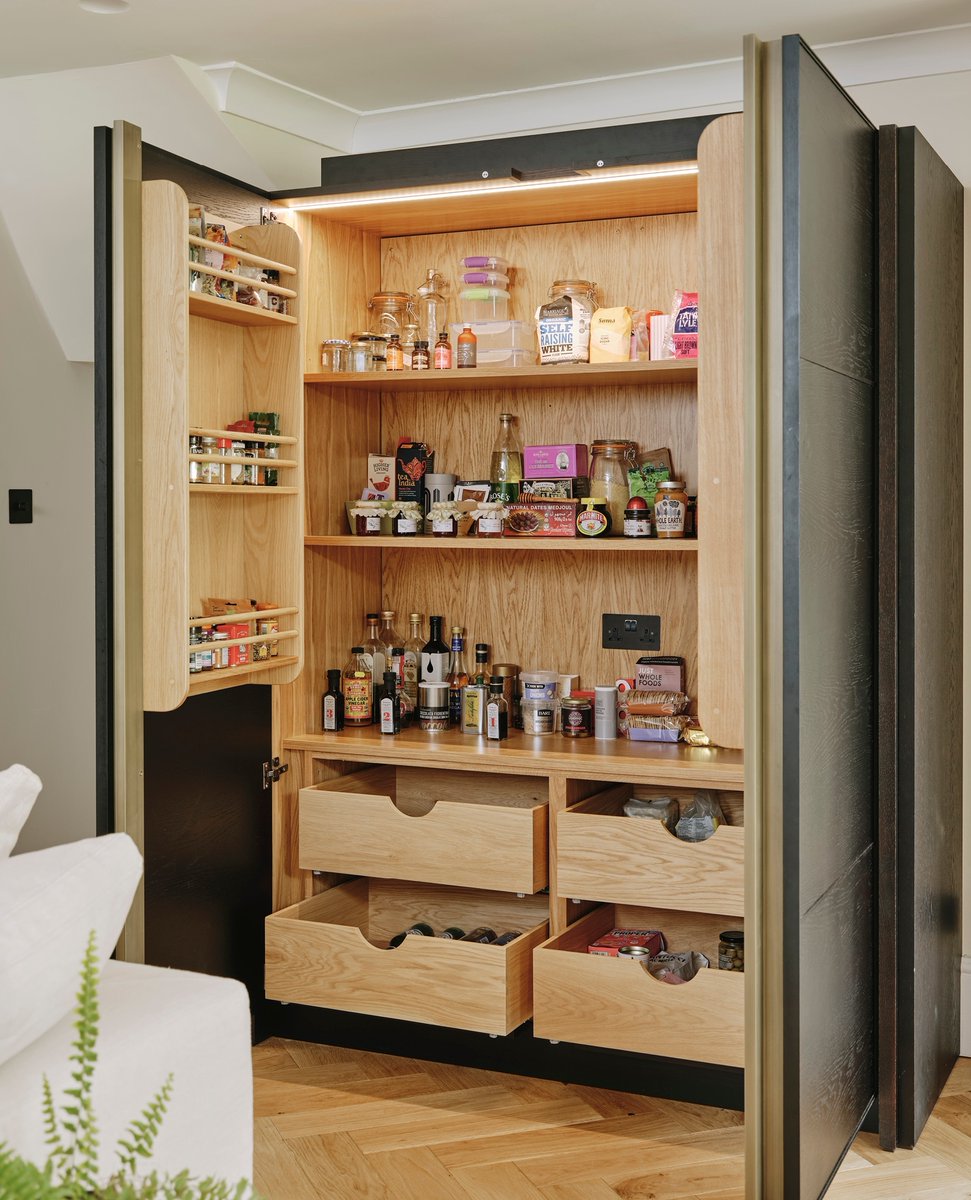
[[0, 765, 253, 1187]]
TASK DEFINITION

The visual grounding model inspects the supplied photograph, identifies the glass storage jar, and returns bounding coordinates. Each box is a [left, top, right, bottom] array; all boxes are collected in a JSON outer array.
[[589, 440, 636, 533], [321, 338, 350, 371], [548, 278, 599, 305]]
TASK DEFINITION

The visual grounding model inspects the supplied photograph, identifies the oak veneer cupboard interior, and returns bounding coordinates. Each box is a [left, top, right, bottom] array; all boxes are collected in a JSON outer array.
[[96, 34, 963, 1200]]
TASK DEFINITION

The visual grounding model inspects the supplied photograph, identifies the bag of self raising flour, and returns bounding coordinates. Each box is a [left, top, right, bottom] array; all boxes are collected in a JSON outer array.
[[589, 307, 633, 363], [536, 280, 597, 364]]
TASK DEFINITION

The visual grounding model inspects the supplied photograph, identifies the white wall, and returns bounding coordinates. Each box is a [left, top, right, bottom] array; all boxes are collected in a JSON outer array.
[[0, 210, 96, 852]]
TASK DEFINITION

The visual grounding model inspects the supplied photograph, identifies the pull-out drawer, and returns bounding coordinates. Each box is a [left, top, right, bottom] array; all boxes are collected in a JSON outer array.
[[299, 766, 548, 893], [557, 784, 744, 915], [533, 904, 744, 1067], [265, 877, 549, 1036]]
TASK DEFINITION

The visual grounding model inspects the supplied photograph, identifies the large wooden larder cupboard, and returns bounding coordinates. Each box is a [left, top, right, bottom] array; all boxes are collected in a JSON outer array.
[[100, 34, 963, 1200]]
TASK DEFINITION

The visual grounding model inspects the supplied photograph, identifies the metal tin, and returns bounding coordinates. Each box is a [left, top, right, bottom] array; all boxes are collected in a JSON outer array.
[[462, 683, 488, 733], [617, 944, 653, 962], [560, 696, 593, 738], [522, 700, 555, 735], [418, 681, 450, 731], [594, 685, 618, 739]]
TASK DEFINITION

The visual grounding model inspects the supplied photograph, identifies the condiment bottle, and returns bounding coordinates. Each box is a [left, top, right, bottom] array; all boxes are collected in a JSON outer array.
[[446, 627, 469, 726], [322, 667, 345, 731], [379, 670, 401, 734], [434, 330, 452, 369], [386, 333, 404, 371], [489, 412, 522, 502], [412, 339, 430, 370], [486, 677, 509, 741], [654, 480, 688, 538], [457, 324, 477, 368], [342, 647, 372, 726]]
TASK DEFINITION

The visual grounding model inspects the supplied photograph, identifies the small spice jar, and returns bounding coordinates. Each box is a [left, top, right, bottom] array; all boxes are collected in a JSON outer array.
[[393, 503, 422, 537], [576, 497, 612, 538], [719, 930, 744, 972], [654, 480, 689, 538], [198, 436, 222, 485], [560, 695, 593, 738], [321, 338, 350, 372], [188, 435, 203, 484]]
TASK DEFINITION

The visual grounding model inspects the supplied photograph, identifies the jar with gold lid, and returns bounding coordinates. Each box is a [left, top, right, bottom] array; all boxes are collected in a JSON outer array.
[[654, 480, 688, 538]]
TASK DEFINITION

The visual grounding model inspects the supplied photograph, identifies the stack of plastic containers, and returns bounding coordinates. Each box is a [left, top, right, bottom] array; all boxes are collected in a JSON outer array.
[[451, 256, 534, 366]]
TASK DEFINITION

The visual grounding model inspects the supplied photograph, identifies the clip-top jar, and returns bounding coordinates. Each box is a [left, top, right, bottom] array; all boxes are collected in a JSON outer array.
[[589, 440, 636, 533], [548, 278, 599, 305]]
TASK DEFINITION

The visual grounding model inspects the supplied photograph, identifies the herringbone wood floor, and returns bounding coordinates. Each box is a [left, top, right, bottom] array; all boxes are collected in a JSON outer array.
[[253, 1039, 971, 1199]]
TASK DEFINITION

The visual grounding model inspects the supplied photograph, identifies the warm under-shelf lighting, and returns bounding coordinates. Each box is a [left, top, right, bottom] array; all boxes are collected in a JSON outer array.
[[280, 162, 699, 212]]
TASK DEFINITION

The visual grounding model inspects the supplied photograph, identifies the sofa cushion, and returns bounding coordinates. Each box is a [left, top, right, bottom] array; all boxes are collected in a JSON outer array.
[[0, 960, 253, 1185], [0, 764, 41, 857], [0, 833, 142, 1067]]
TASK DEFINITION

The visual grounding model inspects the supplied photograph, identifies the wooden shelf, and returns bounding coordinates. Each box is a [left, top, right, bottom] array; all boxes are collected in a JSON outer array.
[[283, 726, 744, 788], [305, 534, 698, 552], [189, 426, 298, 445], [190, 484, 299, 495], [188, 292, 297, 327], [304, 359, 697, 392], [187, 233, 297, 275], [188, 655, 300, 696]]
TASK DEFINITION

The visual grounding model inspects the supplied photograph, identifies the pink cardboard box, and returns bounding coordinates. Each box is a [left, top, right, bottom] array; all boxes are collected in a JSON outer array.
[[523, 443, 589, 478]]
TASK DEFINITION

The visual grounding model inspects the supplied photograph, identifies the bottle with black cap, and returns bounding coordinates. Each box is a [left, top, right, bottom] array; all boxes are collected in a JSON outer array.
[[379, 670, 400, 734], [321, 668, 344, 731]]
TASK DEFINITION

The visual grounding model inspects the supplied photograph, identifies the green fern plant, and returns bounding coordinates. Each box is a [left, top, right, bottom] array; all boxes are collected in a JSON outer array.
[[0, 932, 260, 1200]]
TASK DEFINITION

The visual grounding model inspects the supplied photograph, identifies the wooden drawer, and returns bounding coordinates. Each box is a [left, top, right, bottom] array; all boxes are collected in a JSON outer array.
[[557, 784, 744, 915], [298, 766, 548, 893], [532, 904, 744, 1067], [265, 877, 549, 1036]]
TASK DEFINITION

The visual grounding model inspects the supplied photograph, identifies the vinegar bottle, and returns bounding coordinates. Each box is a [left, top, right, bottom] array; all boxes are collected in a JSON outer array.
[[342, 648, 372, 726]]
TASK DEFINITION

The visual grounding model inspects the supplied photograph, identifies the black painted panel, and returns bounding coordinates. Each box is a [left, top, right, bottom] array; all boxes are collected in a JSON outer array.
[[779, 35, 877, 1199], [795, 51, 875, 383], [142, 143, 267, 226], [896, 127, 963, 1145], [144, 686, 272, 1035], [797, 362, 874, 913]]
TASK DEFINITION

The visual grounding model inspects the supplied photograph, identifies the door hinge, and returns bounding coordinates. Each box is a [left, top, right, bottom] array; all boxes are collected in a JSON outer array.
[[262, 757, 289, 789]]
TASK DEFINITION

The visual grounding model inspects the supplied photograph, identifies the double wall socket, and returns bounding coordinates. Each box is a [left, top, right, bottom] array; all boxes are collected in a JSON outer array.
[[601, 613, 661, 651]]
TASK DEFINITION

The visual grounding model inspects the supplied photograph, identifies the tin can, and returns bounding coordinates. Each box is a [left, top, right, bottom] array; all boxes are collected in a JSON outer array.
[[462, 683, 488, 733], [419, 682, 450, 731], [560, 696, 593, 738], [617, 944, 653, 963], [594, 685, 618, 739]]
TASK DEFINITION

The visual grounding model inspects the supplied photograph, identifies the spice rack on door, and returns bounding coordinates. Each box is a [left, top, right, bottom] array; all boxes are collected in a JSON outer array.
[[142, 179, 304, 711]]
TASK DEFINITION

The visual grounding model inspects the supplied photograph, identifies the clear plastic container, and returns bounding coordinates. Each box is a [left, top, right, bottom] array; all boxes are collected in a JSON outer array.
[[462, 256, 508, 271], [459, 287, 510, 323], [461, 270, 510, 287]]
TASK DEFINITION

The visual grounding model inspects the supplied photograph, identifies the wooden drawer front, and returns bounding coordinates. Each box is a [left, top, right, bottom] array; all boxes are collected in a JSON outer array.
[[532, 906, 744, 1067], [265, 878, 549, 1036], [298, 766, 548, 893], [557, 785, 744, 915]]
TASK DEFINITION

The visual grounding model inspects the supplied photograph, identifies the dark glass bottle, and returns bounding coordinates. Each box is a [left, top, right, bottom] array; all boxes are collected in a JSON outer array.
[[421, 615, 449, 683], [461, 926, 497, 943], [439, 926, 466, 939], [322, 667, 344, 731], [486, 677, 508, 741], [379, 670, 400, 734]]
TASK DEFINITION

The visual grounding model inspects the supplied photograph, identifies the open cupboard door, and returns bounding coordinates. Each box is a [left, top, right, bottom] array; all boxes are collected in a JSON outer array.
[[745, 35, 878, 1198]]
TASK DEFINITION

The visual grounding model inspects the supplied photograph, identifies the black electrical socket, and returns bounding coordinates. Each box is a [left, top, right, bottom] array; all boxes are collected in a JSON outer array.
[[602, 613, 661, 651], [8, 489, 32, 525]]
